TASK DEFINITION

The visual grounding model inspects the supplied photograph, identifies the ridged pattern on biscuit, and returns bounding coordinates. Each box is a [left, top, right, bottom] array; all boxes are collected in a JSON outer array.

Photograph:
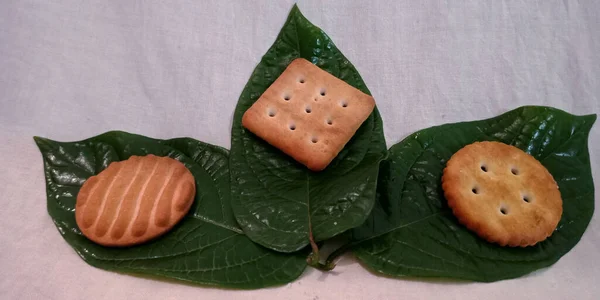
[[75, 155, 196, 247]]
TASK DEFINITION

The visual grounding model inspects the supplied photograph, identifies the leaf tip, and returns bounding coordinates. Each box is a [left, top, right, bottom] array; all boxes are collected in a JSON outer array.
[[288, 2, 307, 22], [33, 136, 49, 147]]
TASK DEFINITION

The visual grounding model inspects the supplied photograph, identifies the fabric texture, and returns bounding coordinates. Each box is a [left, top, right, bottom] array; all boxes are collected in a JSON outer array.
[[1, 1, 598, 299]]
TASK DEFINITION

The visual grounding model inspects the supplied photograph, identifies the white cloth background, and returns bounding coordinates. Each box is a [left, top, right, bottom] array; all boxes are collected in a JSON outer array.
[[1, 1, 599, 299]]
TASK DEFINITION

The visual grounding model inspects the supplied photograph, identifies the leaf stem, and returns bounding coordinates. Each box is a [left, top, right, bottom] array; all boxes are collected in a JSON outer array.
[[325, 241, 359, 266], [306, 224, 335, 271]]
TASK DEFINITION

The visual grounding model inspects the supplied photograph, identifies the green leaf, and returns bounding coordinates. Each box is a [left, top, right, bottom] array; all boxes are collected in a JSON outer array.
[[349, 106, 596, 282], [34, 131, 307, 289], [229, 5, 387, 254]]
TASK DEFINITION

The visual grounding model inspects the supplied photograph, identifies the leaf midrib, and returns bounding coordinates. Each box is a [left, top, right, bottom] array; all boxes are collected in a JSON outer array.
[[192, 214, 243, 234]]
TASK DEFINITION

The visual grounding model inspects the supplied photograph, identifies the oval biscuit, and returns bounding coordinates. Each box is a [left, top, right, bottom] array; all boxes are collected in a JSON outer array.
[[75, 154, 196, 247], [442, 141, 563, 247]]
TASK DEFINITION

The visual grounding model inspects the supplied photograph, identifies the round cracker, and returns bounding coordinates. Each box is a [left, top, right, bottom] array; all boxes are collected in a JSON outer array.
[[442, 141, 562, 247], [75, 154, 196, 247]]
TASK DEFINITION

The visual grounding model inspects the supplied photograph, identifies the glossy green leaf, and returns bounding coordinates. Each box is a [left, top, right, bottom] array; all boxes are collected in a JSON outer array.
[[350, 106, 596, 282], [229, 5, 387, 253], [34, 131, 307, 289]]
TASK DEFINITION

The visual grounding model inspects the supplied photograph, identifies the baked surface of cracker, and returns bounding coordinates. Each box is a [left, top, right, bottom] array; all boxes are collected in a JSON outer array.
[[75, 154, 196, 247], [442, 141, 563, 247], [241, 58, 375, 171]]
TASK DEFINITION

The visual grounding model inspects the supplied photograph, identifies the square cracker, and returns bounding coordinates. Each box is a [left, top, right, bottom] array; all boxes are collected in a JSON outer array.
[[241, 58, 375, 171]]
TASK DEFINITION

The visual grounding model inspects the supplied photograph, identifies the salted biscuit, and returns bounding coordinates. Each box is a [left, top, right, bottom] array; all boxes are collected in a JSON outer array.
[[442, 141, 563, 247], [242, 58, 375, 171], [75, 154, 196, 247]]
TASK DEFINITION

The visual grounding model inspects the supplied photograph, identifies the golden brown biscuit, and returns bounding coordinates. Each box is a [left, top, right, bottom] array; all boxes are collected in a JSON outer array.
[[75, 154, 196, 247], [442, 141, 562, 247], [241, 58, 375, 171]]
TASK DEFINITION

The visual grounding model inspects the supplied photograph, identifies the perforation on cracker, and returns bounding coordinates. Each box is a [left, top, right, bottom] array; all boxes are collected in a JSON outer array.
[[241, 58, 376, 171]]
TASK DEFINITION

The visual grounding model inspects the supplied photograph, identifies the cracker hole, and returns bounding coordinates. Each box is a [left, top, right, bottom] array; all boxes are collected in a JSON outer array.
[[311, 136, 318, 143], [480, 165, 488, 172], [340, 100, 348, 108], [472, 187, 479, 194], [289, 123, 296, 131], [299, 77, 305, 84], [305, 106, 312, 113], [283, 94, 291, 101], [267, 108, 276, 117], [326, 119, 333, 125], [320, 88, 326, 96], [523, 195, 531, 203], [500, 207, 508, 215], [511, 167, 519, 175]]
